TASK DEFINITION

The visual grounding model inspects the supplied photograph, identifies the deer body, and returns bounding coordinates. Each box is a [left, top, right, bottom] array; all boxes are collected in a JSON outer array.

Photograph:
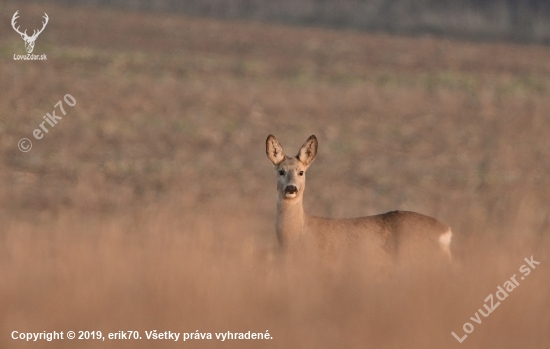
[[267, 134, 452, 260]]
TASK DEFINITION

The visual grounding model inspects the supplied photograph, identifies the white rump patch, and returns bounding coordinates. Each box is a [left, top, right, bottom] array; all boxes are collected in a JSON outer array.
[[438, 229, 452, 261], [439, 229, 452, 247]]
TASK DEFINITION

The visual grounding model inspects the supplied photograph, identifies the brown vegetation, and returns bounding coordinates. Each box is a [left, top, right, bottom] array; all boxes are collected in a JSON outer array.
[[1, 3, 549, 348]]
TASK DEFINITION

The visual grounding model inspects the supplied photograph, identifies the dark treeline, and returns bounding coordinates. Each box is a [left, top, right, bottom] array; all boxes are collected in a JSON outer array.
[[21, 0, 550, 43]]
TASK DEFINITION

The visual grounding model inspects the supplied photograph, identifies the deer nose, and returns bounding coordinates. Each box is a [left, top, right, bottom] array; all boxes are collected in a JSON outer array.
[[284, 185, 298, 194]]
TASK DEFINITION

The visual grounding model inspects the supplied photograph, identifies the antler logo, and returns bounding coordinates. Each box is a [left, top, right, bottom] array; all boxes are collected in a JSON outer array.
[[11, 10, 49, 54]]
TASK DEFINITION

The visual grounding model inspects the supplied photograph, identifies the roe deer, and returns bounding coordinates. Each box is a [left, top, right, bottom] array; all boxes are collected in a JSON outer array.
[[266, 134, 452, 261]]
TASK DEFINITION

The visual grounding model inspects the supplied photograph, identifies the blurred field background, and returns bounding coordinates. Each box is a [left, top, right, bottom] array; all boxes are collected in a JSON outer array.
[[1, 1, 550, 348], [13, 0, 550, 43]]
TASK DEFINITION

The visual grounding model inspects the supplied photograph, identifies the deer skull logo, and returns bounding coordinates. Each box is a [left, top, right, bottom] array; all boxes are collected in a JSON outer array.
[[11, 11, 49, 54]]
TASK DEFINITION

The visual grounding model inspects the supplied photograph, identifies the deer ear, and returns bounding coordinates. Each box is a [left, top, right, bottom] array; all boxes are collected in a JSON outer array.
[[266, 134, 285, 165], [297, 135, 317, 167]]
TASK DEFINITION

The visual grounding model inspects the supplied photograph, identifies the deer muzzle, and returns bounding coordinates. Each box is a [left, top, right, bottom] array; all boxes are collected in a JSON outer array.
[[284, 185, 298, 198]]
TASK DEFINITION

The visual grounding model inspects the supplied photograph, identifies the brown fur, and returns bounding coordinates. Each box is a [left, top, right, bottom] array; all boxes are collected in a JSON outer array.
[[267, 134, 452, 262]]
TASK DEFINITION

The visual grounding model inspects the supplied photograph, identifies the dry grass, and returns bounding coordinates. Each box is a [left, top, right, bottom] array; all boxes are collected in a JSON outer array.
[[1, 2, 549, 348]]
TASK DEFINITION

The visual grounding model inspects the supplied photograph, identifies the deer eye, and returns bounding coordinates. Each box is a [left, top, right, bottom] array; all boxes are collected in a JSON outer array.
[[278, 170, 285, 176], [299, 171, 304, 176]]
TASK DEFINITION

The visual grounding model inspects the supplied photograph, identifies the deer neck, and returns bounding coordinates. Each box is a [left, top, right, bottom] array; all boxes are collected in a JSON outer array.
[[276, 195, 306, 247]]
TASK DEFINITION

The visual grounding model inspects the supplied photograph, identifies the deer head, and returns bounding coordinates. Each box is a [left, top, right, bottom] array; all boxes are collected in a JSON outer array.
[[11, 11, 49, 54], [266, 134, 318, 201]]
